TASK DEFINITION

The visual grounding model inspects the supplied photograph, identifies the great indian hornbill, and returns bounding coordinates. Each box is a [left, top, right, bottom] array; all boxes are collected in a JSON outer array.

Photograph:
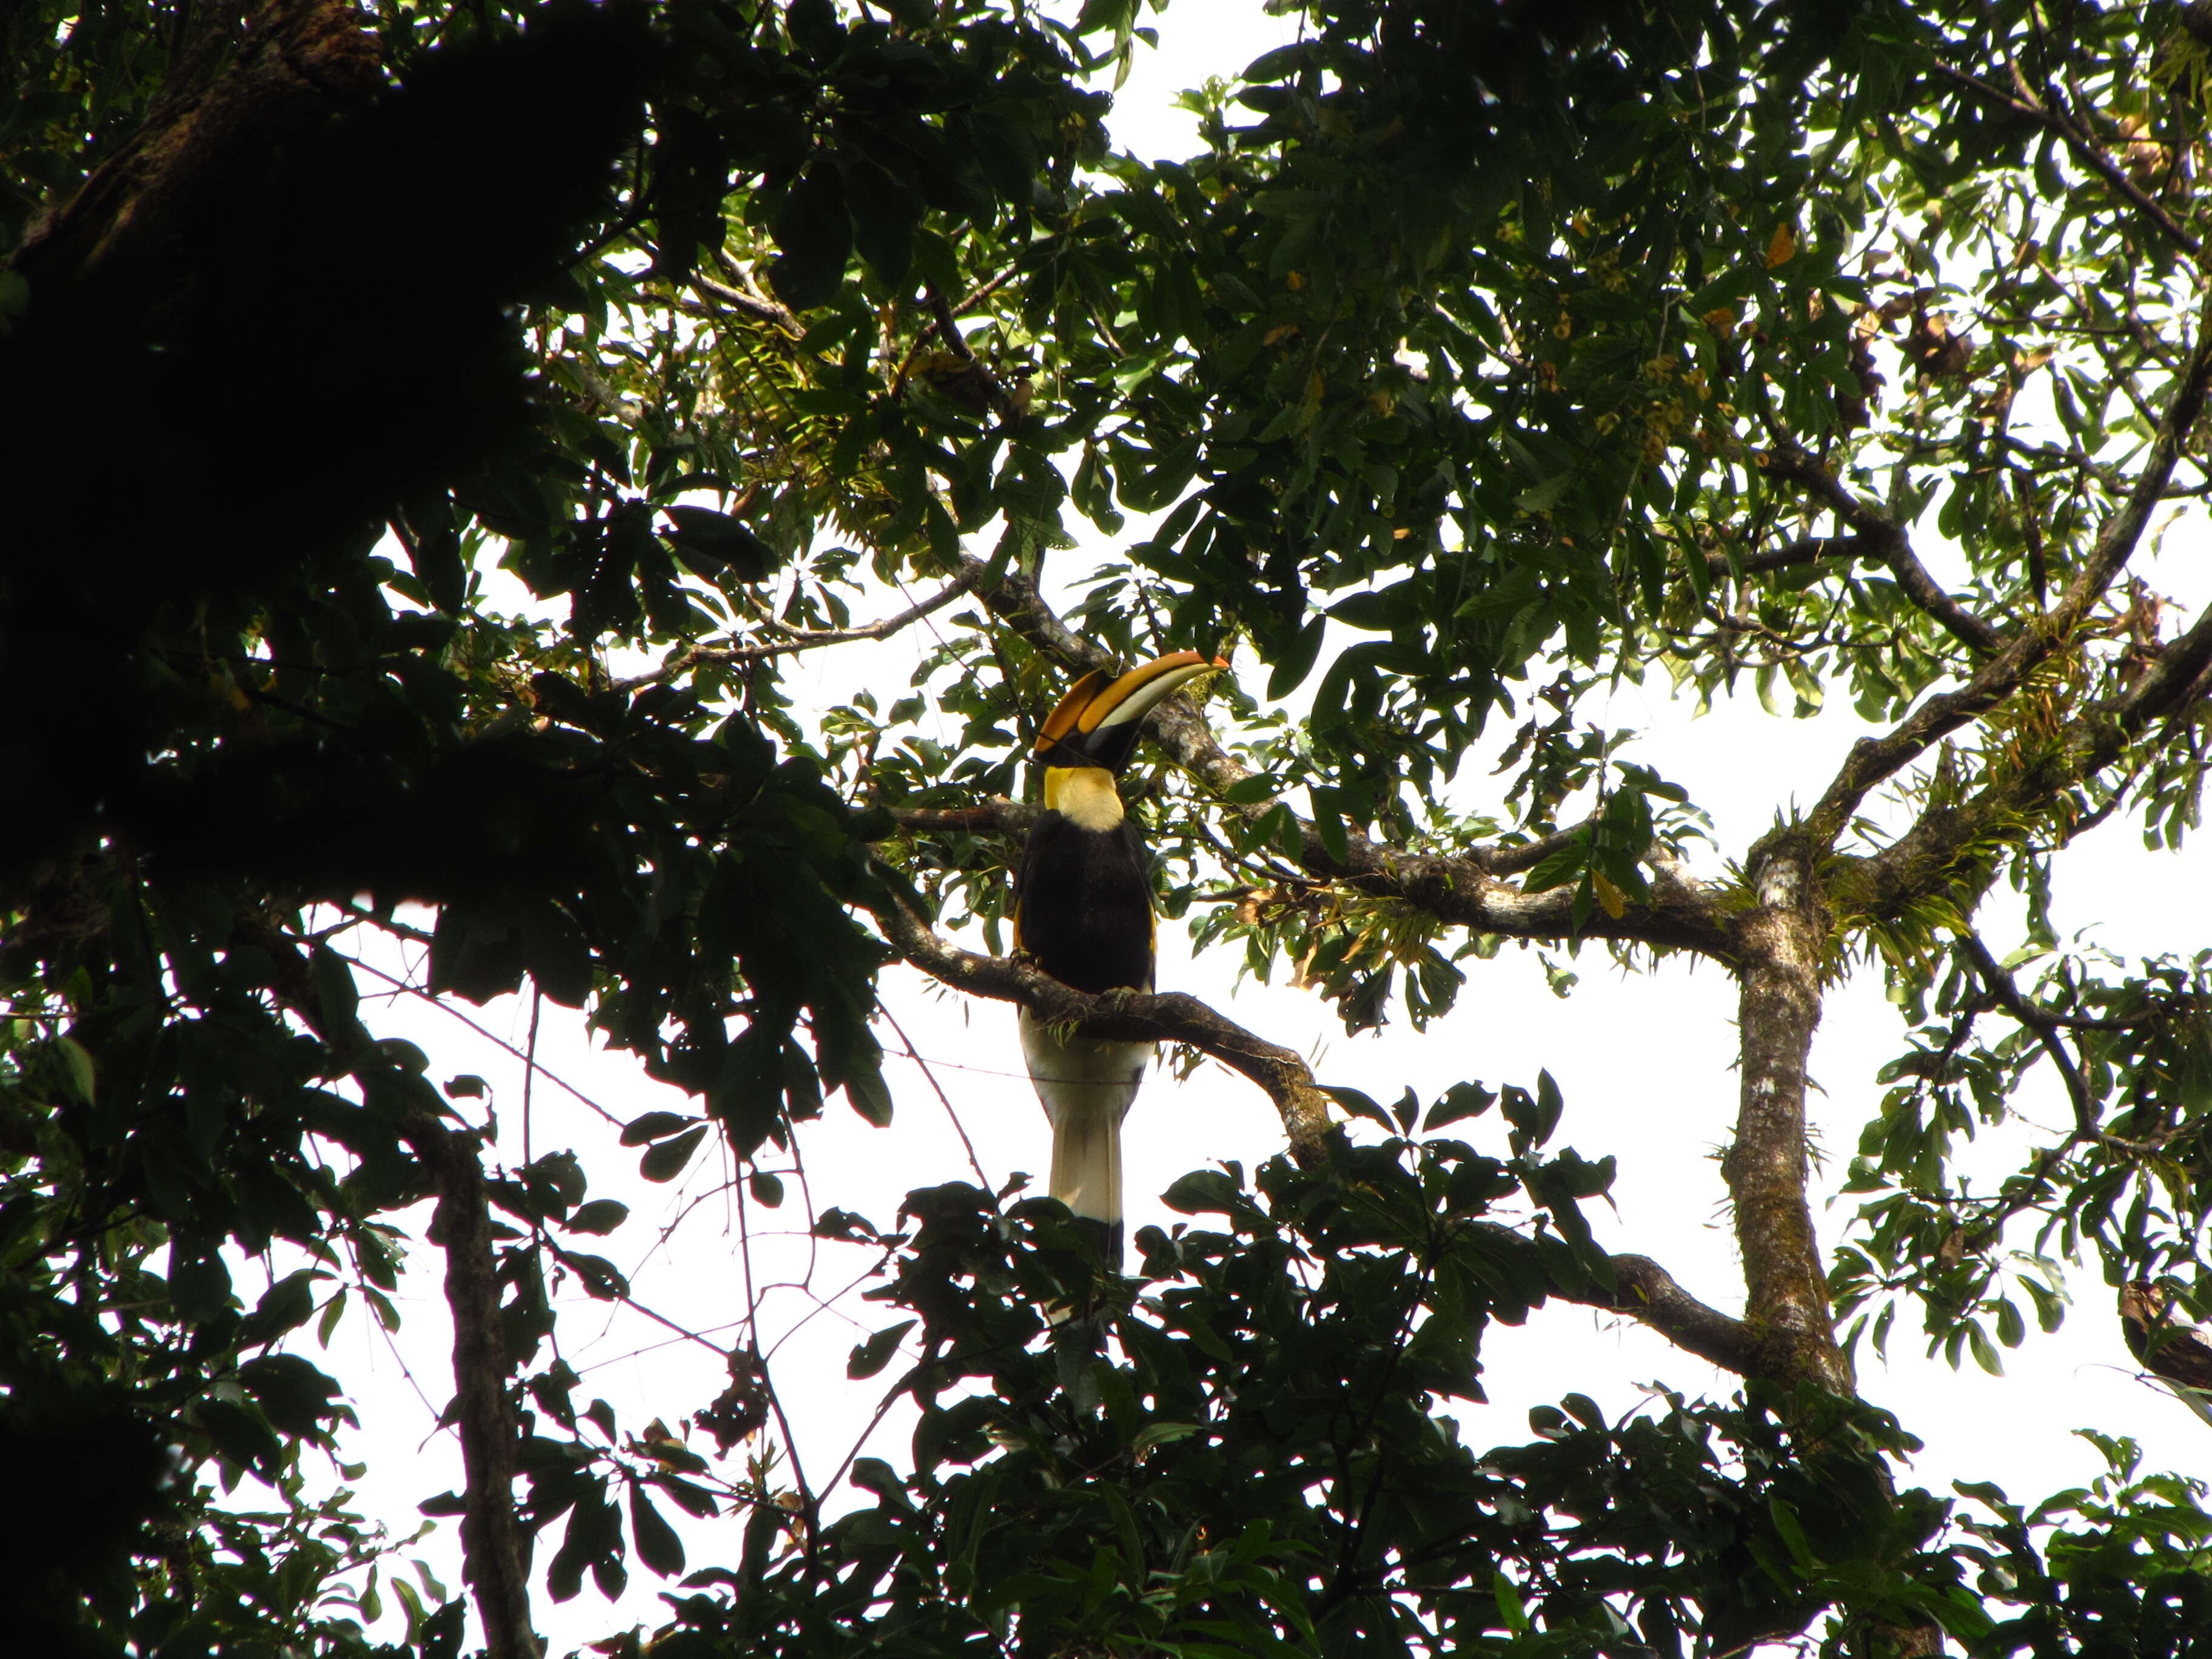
[[2119, 1280, 2212, 1427], [1013, 649, 1224, 1267]]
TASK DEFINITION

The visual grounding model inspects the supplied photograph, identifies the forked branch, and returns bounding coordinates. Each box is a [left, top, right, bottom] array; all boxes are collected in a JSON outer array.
[[1759, 448, 2004, 654], [1806, 280, 2212, 848]]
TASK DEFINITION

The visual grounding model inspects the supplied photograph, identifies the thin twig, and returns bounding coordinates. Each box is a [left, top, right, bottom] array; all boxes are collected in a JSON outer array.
[[611, 566, 982, 693]]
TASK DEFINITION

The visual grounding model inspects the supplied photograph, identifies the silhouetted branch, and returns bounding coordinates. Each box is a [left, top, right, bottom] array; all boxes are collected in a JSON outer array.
[[872, 889, 1760, 1371]]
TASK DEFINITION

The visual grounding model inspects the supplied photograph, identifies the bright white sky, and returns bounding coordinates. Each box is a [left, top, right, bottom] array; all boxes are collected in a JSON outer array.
[[290, 4, 2212, 1651]]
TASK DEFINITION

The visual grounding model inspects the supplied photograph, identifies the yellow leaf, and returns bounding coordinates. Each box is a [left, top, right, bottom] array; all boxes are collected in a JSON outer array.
[[1765, 221, 1797, 268], [1262, 323, 1299, 345], [1590, 870, 1626, 919]]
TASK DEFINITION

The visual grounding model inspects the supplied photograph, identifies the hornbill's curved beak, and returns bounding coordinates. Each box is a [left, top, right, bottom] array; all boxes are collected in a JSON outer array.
[[1033, 649, 1226, 776]]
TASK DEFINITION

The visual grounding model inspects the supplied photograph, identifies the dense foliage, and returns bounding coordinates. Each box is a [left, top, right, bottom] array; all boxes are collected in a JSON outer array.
[[10, 0, 2212, 1654]]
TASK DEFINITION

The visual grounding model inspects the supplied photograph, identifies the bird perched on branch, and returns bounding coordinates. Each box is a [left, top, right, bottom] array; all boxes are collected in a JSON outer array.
[[2119, 1280, 2212, 1427], [1013, 650, 1225, 1267]]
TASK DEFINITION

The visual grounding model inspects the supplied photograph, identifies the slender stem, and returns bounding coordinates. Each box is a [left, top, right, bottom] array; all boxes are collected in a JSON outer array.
[[405, 1118, 541, 1659]]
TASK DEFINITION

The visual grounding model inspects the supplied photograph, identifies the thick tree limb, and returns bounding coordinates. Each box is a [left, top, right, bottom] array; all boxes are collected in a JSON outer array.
[[883, 796, 1587, 883], [886, 798, 1041, 837], [1707, 534, 1880, 579], [1598, 1251, 1763, 1375], [17, 0, 384, 284], [692, 265, 801, 333], [1837, 582, 2212, 928], [957, 554, 1737, 960], [1720, 836, 1854, 1392], [1760, 449, 2004, 654], [870, 887, 1337, 1151], [1805, 280, 2212, 848]]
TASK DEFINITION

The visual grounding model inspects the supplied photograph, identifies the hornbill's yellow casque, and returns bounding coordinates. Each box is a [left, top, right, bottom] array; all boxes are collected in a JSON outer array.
[[1013, 649, 1224, 1267]]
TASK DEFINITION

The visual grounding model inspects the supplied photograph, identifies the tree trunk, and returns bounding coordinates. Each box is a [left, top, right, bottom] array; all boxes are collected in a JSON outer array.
[[1724, 833, 1852, 1393]]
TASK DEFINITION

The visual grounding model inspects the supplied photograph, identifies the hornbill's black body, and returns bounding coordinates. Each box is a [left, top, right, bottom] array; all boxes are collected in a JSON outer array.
[[1012, 650, 1222, 1266], [2120, 1281, 2212, 1426]]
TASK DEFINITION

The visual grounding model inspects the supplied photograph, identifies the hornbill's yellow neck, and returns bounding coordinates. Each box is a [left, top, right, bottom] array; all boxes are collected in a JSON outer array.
[[1042, 765, 1124, 830]]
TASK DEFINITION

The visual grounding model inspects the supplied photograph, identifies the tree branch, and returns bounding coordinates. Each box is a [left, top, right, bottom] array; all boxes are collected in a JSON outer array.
[[236, 917, 540, 1659], [1837, 580, 2212, 928], [697, 250, 800, 334], [1600, 1251, 1763, 1374], [612, 566, 981, 693], [1805, 279, 2212, 848], [1708, 534, 1881, 579], [403, 1116, 542, 1659], [1956, 933, 2098, 1136], [1929, 58, 2203, 264], [869, 887, 1759, 1370], [1760, 449, 2005, 654], [869, 886, 1336, 1152], [885, 798, 1041, 837], [1720, 834, 1854, 1392], [926, 284, 1024, 424]]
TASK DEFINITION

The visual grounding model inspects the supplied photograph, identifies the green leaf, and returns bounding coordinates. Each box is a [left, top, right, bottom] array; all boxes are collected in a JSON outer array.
[[640, 1125, 711, 1183], [1267, 617, 1326, 699], [847, 1318, 917, 1380], [567, 1199, 629, 1236], [1131, 1421, 1201, 1453], [1514, 471, 1576, 514], [1322, 1084, 1392, 1128], [840, 154, 923, 287], [1162, 1169, 1243, 1215], [1423, 1081, 1494, 1131], [310, 944, 361, 1038], [663, 506, 785, 583], [771, 160, 852, 310], [1768, 1496, 1815, 1571], [622, 1111, 700, 1147], [628, 1483, 686, 1577], [51, 1034, 94, 1104]]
